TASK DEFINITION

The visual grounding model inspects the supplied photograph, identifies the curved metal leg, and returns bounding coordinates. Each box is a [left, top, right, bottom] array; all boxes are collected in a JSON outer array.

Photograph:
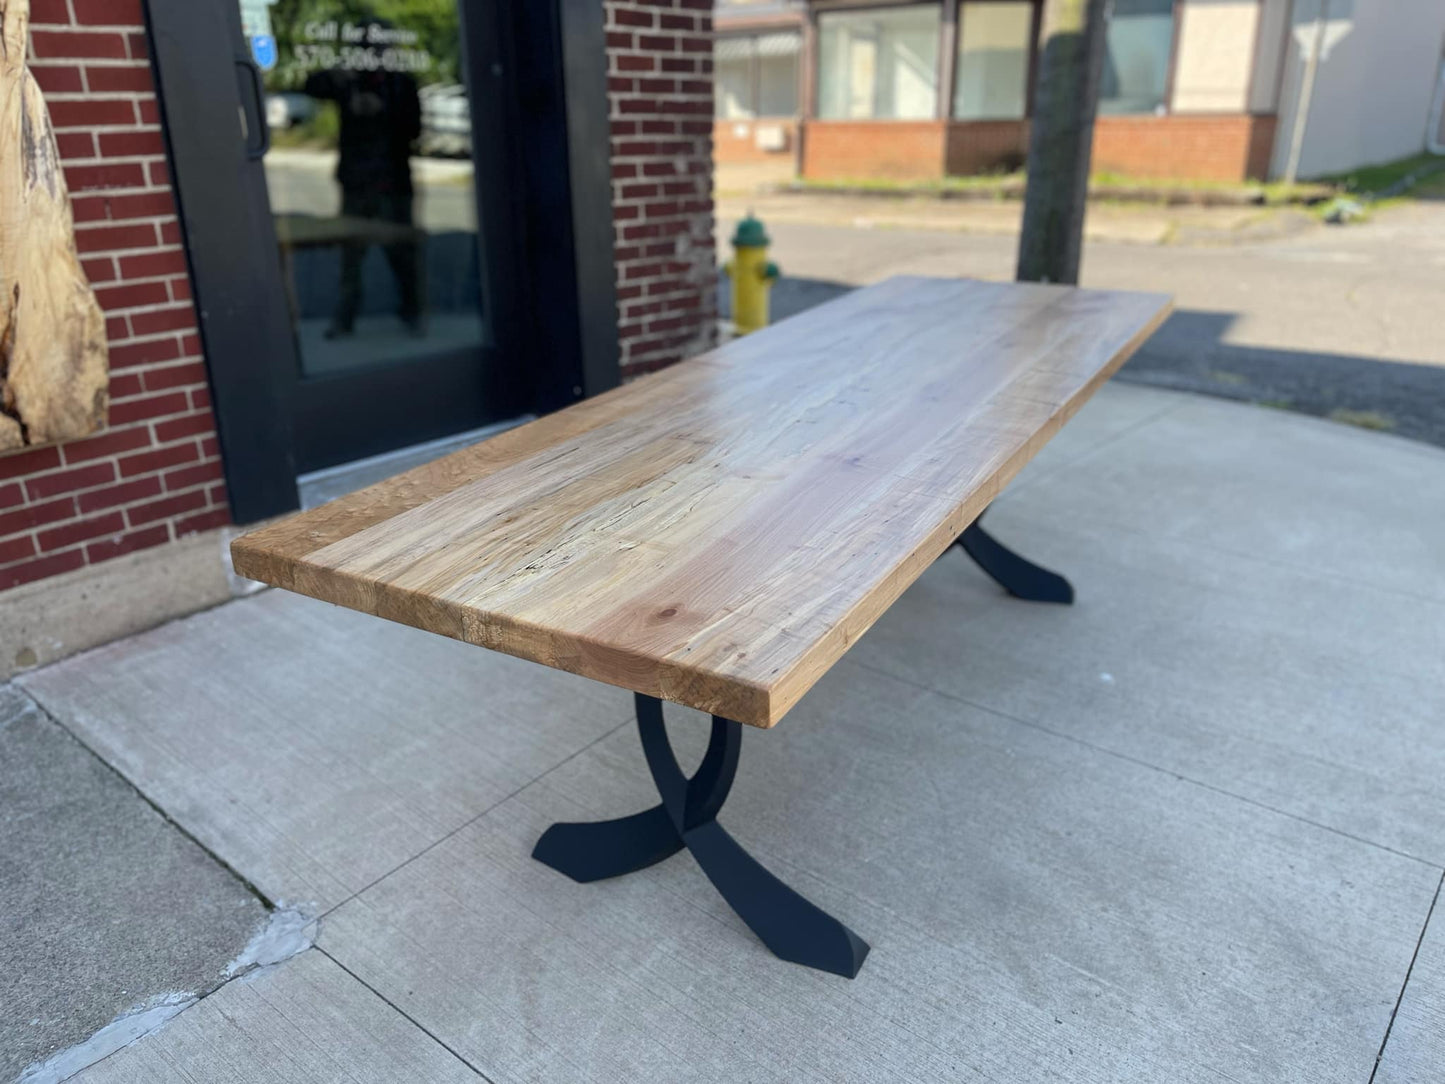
[[684, 819, 870, 978], [532, 694, 870, 979], [530, 805, 683, 883], [956, 515, 1074, 605]]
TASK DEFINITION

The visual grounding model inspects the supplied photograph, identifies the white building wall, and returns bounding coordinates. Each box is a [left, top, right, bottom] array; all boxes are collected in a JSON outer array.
[[1269, 0, 1445, 178], [1171, 0, 1259, 113]]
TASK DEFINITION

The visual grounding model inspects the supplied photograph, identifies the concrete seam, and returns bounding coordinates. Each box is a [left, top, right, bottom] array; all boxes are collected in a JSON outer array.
[[17, 682, 278, 910], [315, 946, 497, 1084], [318, 710, 637, 921], [846, 655, 1445, 872], [3, 693, 315, 1081], [26, 940, 316, 1084], [1369, 870, 1443, 1084]]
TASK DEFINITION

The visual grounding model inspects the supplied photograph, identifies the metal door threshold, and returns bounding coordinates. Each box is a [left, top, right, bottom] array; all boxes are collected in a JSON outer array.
[[296, 415, 533, 509]]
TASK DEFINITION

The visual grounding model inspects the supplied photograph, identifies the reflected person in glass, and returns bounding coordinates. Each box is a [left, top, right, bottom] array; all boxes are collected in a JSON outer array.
[[303, 20, 425, 340]]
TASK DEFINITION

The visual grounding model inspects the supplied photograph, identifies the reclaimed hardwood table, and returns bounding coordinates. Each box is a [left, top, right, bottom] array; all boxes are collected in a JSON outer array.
[[232, 275, 1171, 979]]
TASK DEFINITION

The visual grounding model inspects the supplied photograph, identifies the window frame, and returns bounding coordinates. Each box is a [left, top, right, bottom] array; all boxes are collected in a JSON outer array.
[[714, 29, 804, 120], [715, 33, 760, 119], [1097, 0, 1182, 117], [805, 0, 1183, 124], [813, 1, 947, 121], [948, 0, 1042, 123]]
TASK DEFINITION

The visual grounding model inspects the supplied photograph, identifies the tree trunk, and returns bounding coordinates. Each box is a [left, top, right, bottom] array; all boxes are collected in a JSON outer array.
[[0, 0, 108, 451], [1016, 0, 1108, 286]]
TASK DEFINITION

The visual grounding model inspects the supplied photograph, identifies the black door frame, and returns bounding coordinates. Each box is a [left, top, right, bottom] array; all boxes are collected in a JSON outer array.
[[145, 0, 618, 523]]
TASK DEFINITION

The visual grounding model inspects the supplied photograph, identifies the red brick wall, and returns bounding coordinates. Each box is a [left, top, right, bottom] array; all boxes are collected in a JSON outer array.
[[945, 119, 1030, 176], [1, 0, 227, 592], [605, 0, 717, 377], [1244, 115, 1277, 181], [713, 118, 797, 164], [801, 120, 948, 182], [1091, 114, 1277, 182], [797, 114, 1278, 183]]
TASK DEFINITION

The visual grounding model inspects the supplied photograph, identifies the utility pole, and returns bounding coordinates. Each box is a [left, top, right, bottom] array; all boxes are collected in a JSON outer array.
[[1282, 0, 1330, 187], [1016, 0, 1108, 286]]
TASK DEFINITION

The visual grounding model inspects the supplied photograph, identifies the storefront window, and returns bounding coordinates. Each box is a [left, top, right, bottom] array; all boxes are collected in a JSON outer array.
[[953, 1, 1033, 121], [716, 37, 756, 118], [817, 6, 940, 120], [1099, 0, 1176, 115], [757, 33, 801, 116], [715, 32, 801, 119]]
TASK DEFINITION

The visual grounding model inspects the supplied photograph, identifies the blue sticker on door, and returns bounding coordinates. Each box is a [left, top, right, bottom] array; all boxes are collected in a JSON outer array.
[[250, 33, 277, 71]]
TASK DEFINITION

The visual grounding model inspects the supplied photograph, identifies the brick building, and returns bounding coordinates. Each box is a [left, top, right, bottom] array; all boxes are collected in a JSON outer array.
[[715, 0, 1445, 183], [607, 0, 718, 374], [0, 0, 715, 676]]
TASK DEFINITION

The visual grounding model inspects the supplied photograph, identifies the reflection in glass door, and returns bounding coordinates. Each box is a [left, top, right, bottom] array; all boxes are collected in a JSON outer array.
[[240, 0, 488, 379]]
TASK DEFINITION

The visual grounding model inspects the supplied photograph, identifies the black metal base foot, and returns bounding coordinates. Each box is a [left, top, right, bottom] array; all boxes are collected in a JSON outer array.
[[956, 517, 1074, 604], [532, 695, 870, 979]]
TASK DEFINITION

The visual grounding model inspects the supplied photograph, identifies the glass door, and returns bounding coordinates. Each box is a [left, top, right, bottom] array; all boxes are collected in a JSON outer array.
[[237, 0, 523, 471], [148, 0, 616, 520]]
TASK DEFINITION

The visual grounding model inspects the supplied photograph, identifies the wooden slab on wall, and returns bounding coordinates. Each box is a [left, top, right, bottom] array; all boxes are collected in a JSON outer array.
[[0, 0, 108, 451]]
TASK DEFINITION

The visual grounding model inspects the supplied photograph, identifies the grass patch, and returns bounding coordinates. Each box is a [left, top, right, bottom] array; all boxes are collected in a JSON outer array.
[[1088, 174, 1322, 205], [1413, 170, 1445, 199], [794, 170, 1329, 206], [790, 153, 1445, 207], [1208, 369, 1248, 386], [794, 172, 1024, 195], [1318, 152, 1445, 199], [1328, 408, 1395, 432]]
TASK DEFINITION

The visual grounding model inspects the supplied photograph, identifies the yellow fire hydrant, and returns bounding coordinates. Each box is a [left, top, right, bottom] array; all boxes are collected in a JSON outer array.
[[724, 214, 779, 335]]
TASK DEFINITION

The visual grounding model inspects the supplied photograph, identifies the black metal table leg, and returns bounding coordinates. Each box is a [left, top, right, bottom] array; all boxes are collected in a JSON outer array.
[[532, 694, 870, 979], [955, 512, 1074, 604], [530, 805, 682, 883]]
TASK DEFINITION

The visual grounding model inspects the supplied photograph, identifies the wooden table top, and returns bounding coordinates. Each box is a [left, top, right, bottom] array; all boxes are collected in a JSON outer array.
[[232, 277, 1170, 727]]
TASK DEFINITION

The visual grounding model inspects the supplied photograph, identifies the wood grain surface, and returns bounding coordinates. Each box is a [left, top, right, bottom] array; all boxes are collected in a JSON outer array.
[[232, 276, 1170, 726]]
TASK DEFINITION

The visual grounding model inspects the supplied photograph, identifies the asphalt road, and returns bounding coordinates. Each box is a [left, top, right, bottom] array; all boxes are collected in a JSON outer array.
[[719, 202, 1445, 448]]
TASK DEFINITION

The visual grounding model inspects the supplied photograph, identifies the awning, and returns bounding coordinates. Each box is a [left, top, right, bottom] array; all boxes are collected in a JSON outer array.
[[757, 31, 802, 57], [716, 31, 801, 61], [715, 36, 755, 61]]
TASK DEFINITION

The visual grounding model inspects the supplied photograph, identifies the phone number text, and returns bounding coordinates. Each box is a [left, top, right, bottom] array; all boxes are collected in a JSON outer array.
[[293, 44, 433, 73]]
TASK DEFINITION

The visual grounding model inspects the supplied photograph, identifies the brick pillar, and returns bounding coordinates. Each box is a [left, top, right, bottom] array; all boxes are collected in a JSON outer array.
[[604, 0, 717, 377], [2, 0, 228, 591]]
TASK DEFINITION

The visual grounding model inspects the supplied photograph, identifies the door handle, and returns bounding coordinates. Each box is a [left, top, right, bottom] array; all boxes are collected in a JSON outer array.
[[235, 57, 271, 160]]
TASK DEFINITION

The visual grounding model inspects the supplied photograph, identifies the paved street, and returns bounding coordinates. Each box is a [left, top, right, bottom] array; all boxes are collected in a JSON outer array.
[[718, 198, 1445, 446], [9, 385, 1445, 1082]]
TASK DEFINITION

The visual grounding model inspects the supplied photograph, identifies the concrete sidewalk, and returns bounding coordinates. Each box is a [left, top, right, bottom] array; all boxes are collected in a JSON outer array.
[[7, 385, 1444, 1082]]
